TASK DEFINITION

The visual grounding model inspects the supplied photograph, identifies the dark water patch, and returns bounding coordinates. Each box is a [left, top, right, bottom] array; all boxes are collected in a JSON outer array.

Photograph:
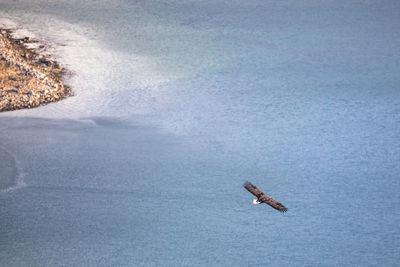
[[27, 184, 146, 197]]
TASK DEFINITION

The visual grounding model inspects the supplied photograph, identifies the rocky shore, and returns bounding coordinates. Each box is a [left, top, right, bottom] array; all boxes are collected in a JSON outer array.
[[0, 28, 71, 112]]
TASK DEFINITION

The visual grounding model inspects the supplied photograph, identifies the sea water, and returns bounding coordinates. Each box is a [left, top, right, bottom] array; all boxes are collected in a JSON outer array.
[[0, 0, 399, 266]]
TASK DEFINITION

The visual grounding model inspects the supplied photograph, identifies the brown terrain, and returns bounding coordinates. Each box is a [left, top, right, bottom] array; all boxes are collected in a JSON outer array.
[[0, 28, 71, 112]]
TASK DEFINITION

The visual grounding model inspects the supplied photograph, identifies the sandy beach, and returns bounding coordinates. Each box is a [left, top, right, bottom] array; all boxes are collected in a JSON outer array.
[[0, 28, 70, 112]]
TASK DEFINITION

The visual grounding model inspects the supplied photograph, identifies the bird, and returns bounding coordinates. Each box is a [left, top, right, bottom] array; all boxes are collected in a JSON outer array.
[[243, 181, 288, 212]]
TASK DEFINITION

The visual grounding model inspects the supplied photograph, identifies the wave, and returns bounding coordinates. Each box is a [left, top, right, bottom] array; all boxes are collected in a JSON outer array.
[[0, 145, 26, 194]]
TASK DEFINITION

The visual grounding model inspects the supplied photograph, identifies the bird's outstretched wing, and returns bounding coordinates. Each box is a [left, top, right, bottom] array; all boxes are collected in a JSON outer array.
[[243, 181, 288, 212], [258, 194, 288, 212], [243, 181, 264, 198]]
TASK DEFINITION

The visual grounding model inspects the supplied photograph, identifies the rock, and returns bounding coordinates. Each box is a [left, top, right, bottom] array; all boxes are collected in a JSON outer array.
[[0, 29, 71, 112]]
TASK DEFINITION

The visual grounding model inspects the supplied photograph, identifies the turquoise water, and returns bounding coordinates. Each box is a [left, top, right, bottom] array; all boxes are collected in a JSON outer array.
[[1, 1, 400, 266]]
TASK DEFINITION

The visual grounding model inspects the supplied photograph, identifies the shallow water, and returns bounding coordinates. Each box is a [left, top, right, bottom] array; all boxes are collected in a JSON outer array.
[[1, 0, 400, 266]]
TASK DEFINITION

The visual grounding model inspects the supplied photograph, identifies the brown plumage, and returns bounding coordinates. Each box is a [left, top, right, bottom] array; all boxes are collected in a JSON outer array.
[[243, 181, 288, 212]]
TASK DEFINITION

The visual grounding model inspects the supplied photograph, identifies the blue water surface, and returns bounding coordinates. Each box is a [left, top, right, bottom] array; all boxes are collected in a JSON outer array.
[[1, 0, 399, 266]]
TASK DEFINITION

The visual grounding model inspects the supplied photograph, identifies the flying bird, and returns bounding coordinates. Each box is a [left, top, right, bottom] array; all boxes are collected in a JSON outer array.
[[243, 181, 288, 212]]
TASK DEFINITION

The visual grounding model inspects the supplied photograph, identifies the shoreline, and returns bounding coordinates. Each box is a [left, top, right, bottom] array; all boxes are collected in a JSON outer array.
[[0, 28, 71, 112]]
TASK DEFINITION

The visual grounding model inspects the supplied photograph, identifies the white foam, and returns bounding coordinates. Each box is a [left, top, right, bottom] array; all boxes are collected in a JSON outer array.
[[0, 147, 27, 194], [0, 173, 27, 194], [0, 17, 37, 39], [0, 14, 177, 119], [0, 17, 18, 28], [0, 0, 226, 121]]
